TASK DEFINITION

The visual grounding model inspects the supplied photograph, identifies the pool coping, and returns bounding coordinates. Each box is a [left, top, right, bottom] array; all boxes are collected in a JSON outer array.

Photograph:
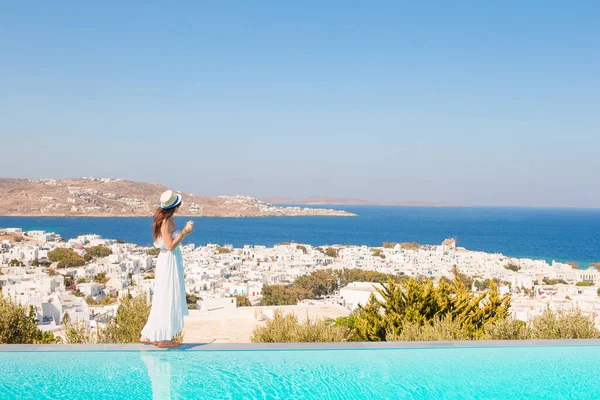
[[1, 339, 600, 352]]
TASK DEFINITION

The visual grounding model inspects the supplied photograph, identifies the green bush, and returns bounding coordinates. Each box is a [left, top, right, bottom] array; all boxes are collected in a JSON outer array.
[[100, 296, 151, 343], [0, 297, 57, 344], [63, 320, 98, 344], [527, 309, 599, 339], [576, 281, 594, 287], [235, 295, 252, 307], [251, 310, 351, 343], [483, 318, 529, 340]]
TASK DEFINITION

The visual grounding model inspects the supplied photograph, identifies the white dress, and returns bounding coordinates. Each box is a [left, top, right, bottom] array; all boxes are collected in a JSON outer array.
[[141, 230, 189, 341]]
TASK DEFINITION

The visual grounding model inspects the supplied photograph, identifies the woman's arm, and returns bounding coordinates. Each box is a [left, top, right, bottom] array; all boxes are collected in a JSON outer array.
[[160, 219, 191, 251]]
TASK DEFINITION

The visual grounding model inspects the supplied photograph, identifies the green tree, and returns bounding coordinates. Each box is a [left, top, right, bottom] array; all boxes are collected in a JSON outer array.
[[94, 272, 109, 284], [147, 248, 160, 256], [0, 297, 57, 344], [372, 249, 386, 259], [216, 246, 231, 254], [353, 277, 511, 341], [63, 274, 74, 288], [47, 248, 86, 268], [9, 259, 24, 266], [235, 295, 252, 307], [186, 293, 199, 309], [85, 245, 112, 259], [325, 247, 338, 258], [294, 270, 338, 298], [400, 242, 420, 250], [260, 285, 311, 306], [504, 263, 520, 272], [334, 268, 406, 287]]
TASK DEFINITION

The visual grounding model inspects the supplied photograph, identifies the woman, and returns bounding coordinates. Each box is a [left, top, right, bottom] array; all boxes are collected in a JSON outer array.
[[140, 189, 194, 348]]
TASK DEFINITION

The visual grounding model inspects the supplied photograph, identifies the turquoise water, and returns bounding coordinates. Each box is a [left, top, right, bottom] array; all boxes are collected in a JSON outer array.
[[1, 346, 599, 399], [2, 206, 600, 266]]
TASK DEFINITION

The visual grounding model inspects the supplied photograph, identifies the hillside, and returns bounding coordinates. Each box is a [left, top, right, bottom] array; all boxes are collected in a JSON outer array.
[[0, 178, 355, 217], [262, 196, 460, 207]]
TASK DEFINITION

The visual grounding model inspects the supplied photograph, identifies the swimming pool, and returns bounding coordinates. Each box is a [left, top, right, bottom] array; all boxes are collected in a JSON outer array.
[[1, 342, 599, 399]]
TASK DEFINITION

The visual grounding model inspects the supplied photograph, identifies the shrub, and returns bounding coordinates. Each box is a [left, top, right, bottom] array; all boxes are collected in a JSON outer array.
[[64, 320, 98, 344], [483, 318, 529, 340], [99, 296, 151, 343], [382, 242, 398, 249], [576, 281, 594, 287], [566, 262, 579, 270], [543, 278, 568, 285], [251, 310, 351, 343], [527, 309, 600, 339], [296, 245, 308, 254], [387, 315, 472, 342], [0, 297, 57, 344]]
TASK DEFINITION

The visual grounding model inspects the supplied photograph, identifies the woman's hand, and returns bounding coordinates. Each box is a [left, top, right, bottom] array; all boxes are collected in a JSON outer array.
[[183, 221, 195, 236]]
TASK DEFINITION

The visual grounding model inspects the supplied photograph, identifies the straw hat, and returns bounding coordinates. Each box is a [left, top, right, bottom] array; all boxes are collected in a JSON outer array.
[[159, 190, 182, 210]]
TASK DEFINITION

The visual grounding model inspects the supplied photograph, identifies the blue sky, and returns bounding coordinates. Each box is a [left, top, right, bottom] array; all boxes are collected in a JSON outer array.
[[1, 1, 599, 207]]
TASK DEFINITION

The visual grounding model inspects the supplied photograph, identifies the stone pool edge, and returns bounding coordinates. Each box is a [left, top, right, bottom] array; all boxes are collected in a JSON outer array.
[[1, 339, 600, 352]]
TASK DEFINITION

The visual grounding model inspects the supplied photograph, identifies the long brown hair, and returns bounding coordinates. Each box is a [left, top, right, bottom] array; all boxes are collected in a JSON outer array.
[[152, 204, 180, 240]]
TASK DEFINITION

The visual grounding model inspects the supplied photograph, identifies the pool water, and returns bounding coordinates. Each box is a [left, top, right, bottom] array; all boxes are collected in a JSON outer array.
[[1, 346, 599, 399]]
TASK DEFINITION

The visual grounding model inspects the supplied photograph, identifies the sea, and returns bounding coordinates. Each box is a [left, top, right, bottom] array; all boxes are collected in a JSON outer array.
[[1, 206, 599, 268]]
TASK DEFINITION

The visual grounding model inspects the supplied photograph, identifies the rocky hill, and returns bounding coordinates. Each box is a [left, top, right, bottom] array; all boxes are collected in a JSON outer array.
[[0, 178, 355, 217]]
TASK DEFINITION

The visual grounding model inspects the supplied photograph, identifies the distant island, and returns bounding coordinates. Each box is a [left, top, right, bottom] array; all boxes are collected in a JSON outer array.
[[0, 178, 355, 217], [262, 196, 462, 207]]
